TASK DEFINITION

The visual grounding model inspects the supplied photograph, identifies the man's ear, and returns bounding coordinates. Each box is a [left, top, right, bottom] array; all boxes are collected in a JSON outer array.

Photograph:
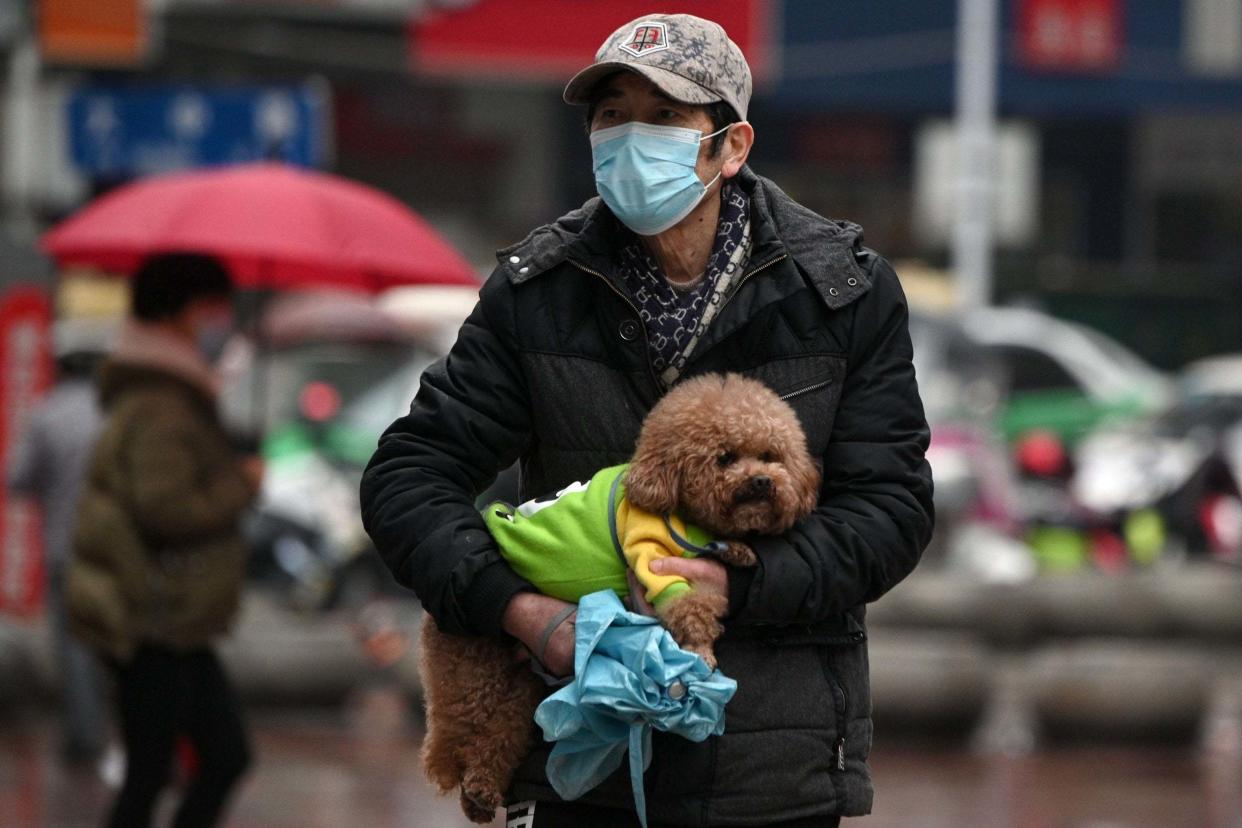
[[722, 121, 754, 179], [624, 446, 681, 514]]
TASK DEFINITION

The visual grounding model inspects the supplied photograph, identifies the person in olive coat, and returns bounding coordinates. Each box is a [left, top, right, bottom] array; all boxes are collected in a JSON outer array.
[[70, 253, 262, 828], [363, 13, 934, 828]]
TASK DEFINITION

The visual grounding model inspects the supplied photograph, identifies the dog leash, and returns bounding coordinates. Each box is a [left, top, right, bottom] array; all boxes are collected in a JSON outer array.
[[527, 605, 577, 688]]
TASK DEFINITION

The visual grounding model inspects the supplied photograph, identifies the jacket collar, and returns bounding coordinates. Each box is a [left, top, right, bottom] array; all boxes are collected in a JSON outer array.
[[495, 165, 873, 310], [99, 320, 219, 413]]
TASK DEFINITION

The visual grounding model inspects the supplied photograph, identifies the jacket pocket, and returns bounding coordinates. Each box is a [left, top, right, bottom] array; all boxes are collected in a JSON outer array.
[[818, 651, 851, 774], [741, 355, 846, 456], [758, 614, 868, 774], [714, 627, 838, 734], [66, 559, 132, 661], [704, 620, 867, 821]]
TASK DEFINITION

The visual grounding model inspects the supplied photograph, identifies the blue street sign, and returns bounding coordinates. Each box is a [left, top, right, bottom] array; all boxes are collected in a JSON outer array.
[[66, 84, 331, 177]]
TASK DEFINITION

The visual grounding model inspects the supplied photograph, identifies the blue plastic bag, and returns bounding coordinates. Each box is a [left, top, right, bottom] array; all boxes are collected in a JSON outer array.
[[533, 590, 738, 827]]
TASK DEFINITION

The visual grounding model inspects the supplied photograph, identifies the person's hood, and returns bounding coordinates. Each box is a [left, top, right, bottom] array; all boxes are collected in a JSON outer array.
[[493, 165, 875, 311], [98, 319, 219, 411]]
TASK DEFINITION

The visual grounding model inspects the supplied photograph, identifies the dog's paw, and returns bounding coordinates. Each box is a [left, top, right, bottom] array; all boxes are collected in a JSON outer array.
[[689, 644, 718, 671], [662, 591, 726, 672], [460, 783, 502, 824], [717, 540, 757, 568]]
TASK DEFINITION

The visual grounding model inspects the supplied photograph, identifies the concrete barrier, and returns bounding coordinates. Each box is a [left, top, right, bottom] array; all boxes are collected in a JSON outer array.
[[869, 565, 1242, 643], [1, 593, 426, 709], [1026, 641, 1217, 740], [1156, 568, 1242, 641], [868, 629, 991, 730], [218, 593, 424, 705]]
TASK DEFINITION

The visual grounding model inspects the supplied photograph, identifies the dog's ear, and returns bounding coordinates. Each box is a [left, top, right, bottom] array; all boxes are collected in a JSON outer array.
[[786, 447, 822, 520], [625, 444, 681, 514]]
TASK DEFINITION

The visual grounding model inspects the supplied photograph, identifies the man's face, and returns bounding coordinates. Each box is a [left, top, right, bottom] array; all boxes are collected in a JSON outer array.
[[589, 72, 723, 185], [185, 297, 234, 333]]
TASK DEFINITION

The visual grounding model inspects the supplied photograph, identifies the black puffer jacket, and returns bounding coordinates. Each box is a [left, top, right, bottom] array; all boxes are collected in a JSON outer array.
[[361, 166, 933, 825]]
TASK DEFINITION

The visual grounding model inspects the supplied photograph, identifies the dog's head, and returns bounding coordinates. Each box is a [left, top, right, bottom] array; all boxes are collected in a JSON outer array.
[[625, 373, 821, 537]]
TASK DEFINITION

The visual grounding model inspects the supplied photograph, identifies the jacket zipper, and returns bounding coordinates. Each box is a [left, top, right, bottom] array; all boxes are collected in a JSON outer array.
[[821, 657, 849, 773], [767, 622, 860, 772], [779, 378, 833, 403], [568, 259, 661, 393]]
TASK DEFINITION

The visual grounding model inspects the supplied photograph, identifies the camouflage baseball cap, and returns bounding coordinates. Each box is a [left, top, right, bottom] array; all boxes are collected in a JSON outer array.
[[563, 13, 753, 121]]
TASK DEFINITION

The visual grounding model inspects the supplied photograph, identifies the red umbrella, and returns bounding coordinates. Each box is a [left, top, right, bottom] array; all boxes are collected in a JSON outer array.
[[41, 162, 478, 291]]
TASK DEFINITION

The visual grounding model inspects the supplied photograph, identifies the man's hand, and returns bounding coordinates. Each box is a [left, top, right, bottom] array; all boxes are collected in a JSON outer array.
[[649, 556, 729, 601], [501, 592, 576, 677], [239, 455, 265, 494]]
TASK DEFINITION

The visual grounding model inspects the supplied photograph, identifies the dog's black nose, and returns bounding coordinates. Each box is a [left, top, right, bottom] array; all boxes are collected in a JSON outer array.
[[735, 475, 774, 503]]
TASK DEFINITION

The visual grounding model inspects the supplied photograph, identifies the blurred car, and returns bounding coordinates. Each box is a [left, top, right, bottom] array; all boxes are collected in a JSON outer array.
[[221, 290, 467, 610], [910, 312, 1032, 578], [912, 306, 1171, 442], [378, 284, 480, 353], [958, 306, 1172, 445]]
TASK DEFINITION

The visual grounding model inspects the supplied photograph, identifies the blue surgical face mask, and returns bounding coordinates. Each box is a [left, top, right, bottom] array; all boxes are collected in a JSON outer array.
[[590, 122, 729, 236], [194, 314, 233, 363]]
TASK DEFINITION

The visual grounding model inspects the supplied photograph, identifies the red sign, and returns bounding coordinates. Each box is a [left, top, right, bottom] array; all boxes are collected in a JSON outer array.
[[1017, 0, 1123, 73], [410, 0, 772, 81], [38, 0, 150, 67], [0, 287, 53, 617]]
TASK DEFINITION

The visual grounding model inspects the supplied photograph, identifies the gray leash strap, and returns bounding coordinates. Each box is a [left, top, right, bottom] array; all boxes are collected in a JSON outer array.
[[528, 604, 577, 688]]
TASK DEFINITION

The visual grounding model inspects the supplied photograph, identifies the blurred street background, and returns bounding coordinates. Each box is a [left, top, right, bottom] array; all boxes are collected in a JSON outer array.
[[2, 1, 1242, 826]]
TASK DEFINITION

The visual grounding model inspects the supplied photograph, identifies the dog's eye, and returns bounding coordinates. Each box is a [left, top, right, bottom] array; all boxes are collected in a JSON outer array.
[[716, 451, 737, 468], [760, 451, 776, 463]]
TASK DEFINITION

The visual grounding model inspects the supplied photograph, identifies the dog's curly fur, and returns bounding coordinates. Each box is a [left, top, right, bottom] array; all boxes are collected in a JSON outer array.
[[420, 373, 821, 822]]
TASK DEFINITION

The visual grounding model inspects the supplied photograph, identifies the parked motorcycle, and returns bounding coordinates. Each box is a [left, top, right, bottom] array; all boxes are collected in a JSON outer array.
[[1019, 393, 1242, 572]]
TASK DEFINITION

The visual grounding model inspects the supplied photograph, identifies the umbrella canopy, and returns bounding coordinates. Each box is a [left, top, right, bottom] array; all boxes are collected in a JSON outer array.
[[533, 590, 737, 828], [41, 163, 478, 292]]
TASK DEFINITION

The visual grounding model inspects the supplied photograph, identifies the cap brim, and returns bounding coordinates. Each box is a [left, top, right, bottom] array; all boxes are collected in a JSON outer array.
[[563, 62, 721, 108]]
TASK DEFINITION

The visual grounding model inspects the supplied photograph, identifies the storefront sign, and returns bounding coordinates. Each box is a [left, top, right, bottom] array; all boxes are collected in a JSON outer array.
[[1017, 0, 1123, 73], [1184, 0, 1242, 76], [409, 0, 772, 80], [0, 287, 53, 617], [38, 0, 150, 66], [67, 84, 331, 178], [913, 119, 1041, 248]]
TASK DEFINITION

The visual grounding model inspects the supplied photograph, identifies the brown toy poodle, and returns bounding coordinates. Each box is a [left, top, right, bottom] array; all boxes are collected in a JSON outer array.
[[419, 372, 821, 822]]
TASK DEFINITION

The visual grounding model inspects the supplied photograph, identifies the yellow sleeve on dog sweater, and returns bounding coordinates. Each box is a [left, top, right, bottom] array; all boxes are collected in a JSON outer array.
[[616, 500, 696, 609]]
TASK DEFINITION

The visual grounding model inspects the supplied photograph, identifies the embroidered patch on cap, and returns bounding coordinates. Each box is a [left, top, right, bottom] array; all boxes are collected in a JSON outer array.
[[618, 22, 669, 57]]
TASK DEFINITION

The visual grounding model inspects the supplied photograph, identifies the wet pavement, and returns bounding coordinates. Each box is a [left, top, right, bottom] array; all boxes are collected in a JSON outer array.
[[2, 700, 1239, 828]]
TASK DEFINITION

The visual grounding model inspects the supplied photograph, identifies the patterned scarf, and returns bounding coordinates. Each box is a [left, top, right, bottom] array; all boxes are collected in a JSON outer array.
[[618, 183, 753, 388]]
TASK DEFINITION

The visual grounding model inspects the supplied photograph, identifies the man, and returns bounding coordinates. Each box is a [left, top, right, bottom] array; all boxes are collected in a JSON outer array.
[[8, 319, 111, 764], [363, 13, 933, 827], [70, 254, 258, 828]]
